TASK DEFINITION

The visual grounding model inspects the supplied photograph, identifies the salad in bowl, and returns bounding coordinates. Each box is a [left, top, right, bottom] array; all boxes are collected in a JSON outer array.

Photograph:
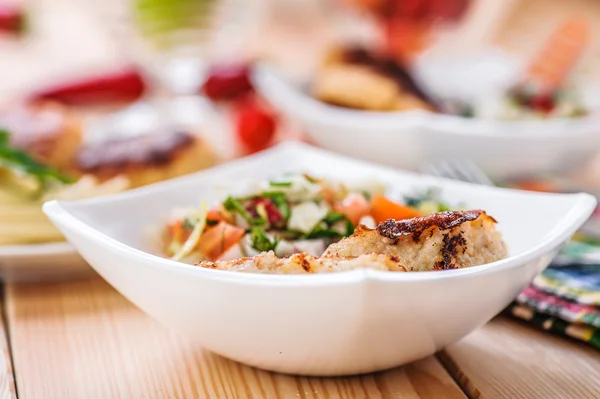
[[160, 172, 507, 275]]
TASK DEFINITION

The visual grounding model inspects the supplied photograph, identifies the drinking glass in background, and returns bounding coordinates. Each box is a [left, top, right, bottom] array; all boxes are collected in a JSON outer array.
[[89, 0, 264, 150], [338, 0, 471, 62], [112, 0, 264, 96]]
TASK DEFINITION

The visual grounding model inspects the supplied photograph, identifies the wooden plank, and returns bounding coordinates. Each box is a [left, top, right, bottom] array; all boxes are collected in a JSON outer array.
[[0, 290, 17, 399], [6, 277, 465, 399], [440, 316, 600, 399]]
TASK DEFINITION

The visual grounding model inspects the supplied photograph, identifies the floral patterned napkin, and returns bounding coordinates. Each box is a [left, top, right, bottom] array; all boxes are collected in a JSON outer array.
[[504, 178, 600, 349]]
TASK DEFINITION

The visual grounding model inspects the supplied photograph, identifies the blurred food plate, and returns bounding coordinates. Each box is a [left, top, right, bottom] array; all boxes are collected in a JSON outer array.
[[253, 58, 600, 180], [0, 96, 220, 281]]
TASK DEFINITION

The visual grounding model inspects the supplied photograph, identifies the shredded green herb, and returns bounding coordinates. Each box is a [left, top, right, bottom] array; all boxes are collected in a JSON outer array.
[[404, 187, 454, 213], [256, 203, 269, 226], [323, 212, 346, 225], [269, 180, 292, 187], [270, 193, 290, 222], [303, 174, 319, 184], [223, 196, 265, 226], [182, 218, 195, 230], [259, 191, 287, 199], [304, 228, 344, 240], [303, 212, 355, 240], [0, 129, 73, 192], [343, 218, 355, 236], [250, 227, 279, 252]]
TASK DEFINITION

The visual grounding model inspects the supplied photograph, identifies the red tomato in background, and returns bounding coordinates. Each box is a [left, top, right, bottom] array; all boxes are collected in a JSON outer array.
[[337, 0, 470, 61], [0, 3, 25, 35], [234, 99, 277, 153], [202, 64, 253, 101]]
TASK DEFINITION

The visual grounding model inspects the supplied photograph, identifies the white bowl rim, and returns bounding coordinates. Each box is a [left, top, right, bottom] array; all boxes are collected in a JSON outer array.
[[43, 142, 597, 287], [0, 242, 75, 258], [252, 65, 600, 138]]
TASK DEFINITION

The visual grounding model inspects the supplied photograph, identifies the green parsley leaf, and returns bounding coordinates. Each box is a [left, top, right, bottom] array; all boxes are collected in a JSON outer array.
[[303, 174, 319, 184], [0, 130, 8, 146], [323, 212, 346, 225], [250, 227, 279, 252], [223, 196, 265, 226], [270, 193, 291, 222], [0, 131, 73, 192]]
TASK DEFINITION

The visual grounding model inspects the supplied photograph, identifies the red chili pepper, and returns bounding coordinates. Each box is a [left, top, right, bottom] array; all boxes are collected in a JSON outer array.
[[234, 100, 277, 154], [0, 4, 25, 35], [29, 68, 146, 106], [202, 63, 253, 101]]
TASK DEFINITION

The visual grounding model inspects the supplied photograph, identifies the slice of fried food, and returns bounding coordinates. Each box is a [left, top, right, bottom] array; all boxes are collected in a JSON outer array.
[[324, 210, 507, 271], [314, 65, 401, 111], [314, 45, 436, 112], [198, 252, 406, 274], [76, 131, 216, 188]]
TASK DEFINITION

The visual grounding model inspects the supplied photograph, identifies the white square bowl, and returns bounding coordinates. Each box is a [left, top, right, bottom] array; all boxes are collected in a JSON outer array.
[[43, 142, 595, 376]]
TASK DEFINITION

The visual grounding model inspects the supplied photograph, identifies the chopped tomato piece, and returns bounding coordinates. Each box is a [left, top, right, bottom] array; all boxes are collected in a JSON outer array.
[[335, 193, 371, 225], [370, 195, 424, 224], [167, 220, 190, 243], [207, 204, 234, 224], [197, 222, 245, 261], [245, 198, 283, 226]]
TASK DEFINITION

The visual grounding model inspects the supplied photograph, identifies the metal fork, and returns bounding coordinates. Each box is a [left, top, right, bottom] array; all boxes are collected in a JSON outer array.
[[421, 159, 495, 186], [423, 159, 600, 240]]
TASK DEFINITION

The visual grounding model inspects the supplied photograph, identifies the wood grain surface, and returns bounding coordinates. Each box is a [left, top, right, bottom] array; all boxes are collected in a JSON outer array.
[[440, 317, 600, 399], [5, 277, 466, 399], [0, 292, 16, 399]]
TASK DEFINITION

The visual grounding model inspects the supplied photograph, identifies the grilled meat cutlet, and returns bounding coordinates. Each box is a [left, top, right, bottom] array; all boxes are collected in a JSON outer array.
[[324, 210, 507, 271], [198, 252, 407, 274], [314, 46, 436, 112], [196, 210, 507, 274], [76, 131, 216, 188]]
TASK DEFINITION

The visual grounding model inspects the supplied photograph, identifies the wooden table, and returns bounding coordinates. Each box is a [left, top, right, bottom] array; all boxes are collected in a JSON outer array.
[[1, 0, 600, 398], [0, 275, 595, 399]]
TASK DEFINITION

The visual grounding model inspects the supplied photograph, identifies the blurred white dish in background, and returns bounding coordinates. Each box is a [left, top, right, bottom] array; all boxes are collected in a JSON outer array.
[[412, 47, 522, 107], [44, 142, 595, 376], [252, 65, 600, 180]]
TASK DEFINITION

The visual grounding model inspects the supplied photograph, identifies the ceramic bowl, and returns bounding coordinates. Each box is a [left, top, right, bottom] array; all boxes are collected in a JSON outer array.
[[43, 142, 595, 376], [252, 66, 600, 181]]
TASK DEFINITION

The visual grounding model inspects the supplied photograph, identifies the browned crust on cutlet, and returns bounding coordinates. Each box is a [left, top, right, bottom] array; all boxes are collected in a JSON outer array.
[[77, 131, 194, 172], [435, 233, 468, 270], [376, 210, 493, 242]]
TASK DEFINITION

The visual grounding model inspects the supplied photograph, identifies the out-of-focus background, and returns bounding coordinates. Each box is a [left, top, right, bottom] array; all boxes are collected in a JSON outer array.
[[3, 0, 600, 89], [3, 0, 600, 191]]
